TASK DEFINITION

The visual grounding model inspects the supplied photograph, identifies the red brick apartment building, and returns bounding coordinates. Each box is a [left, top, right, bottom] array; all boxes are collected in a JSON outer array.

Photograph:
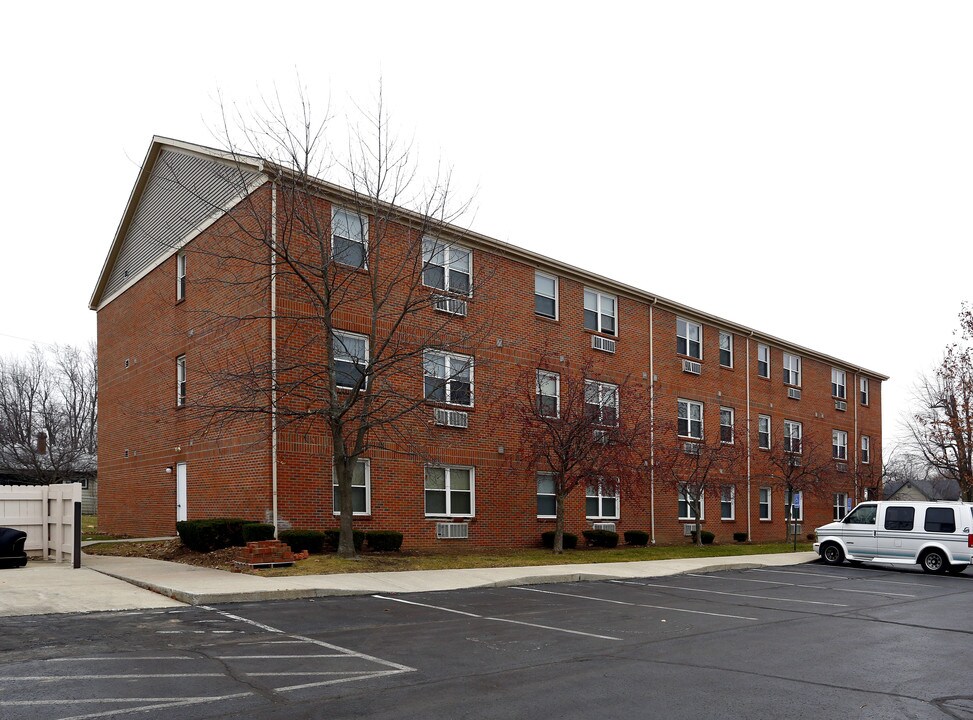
[[90, 137, 886, 548]]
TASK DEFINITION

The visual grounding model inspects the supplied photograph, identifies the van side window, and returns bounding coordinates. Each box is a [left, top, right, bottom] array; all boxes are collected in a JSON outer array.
[[884, 506, 914, 531], [924, 507, 956, 533], [844, 504, 876, 525]]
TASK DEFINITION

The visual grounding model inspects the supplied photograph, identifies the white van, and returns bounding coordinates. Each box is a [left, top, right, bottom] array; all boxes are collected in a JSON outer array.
[[813, 500, 973, 574]]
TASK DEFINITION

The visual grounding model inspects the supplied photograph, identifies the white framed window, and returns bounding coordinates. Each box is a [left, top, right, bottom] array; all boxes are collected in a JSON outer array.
[[720, 485, 735, 520], [537, 472, 557, 518], [331, 207, 368, 268], [423, 350, 473, 407], [333, 331, 368, 390], [176, 251, 187, 301], [678, 398, 704, 439], [333, 459, 370, 515], [784, 419, 802, 453], [536, 370, 560, 418], [759, 487, 772, 520], [424, 465, 474, 517], [831, 368, 847, 400], [860, 377, 870, 406], [720, 406, 734, 444], [586, 481, 619, 519], [784, 489, 803, 521], [677, 317, 702, 359], [833, 430, 848, 460], [783, 353, 801, 386], [758, 415, 771, 450], [757, 343, 770, 378], [534, 271, 558, 319], [176, 355, 186, 407], [719, 331, 733, 367], [833, 492, 848, 521], [585, 380, 619, 426], [583, 289, 617, 336], [422, 237, 471, 295], [861, 435, 870, 464], [678, 483, 704, 520]]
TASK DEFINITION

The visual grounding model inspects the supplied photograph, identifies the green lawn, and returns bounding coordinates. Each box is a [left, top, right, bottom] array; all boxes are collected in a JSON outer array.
[[81, 515, 119, 541]]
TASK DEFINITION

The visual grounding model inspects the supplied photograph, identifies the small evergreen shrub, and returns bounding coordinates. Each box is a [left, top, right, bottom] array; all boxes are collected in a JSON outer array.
[[582, 529, 620, 548], [366, 530, 403, 552], [323, 529, 365, 551], [541, 531, 578, 550], [242, 523, 276, 543], [733, 532, 748, 543], [624, 530, 650, 546], [690, 530, 716, 545], [176, 518, 253, 552], [278, 529, 326, 554]]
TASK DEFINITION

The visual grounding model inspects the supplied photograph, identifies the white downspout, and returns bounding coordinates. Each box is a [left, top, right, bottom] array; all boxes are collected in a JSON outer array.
[[746, 334, 752, 543], [649, 300, 656, 545], [853, 371, 859, 504], [270, 182, 279, 536]]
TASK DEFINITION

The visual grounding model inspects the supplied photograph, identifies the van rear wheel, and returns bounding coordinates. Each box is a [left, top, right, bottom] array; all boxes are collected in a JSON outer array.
[[821, 543, 844, 566], [920, 549, 947, 574], [946, 564, 968, 575]]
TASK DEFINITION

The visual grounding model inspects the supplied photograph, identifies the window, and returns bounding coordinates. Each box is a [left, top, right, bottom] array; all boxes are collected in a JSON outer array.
[[844, 504, 876, 525], [422, 237, 471, 295], [536, 370, 560, 418], [861, 435, 870, 464], [719, 331, 733, 367], [924, 507, 956, 533], [423, 351, 473, 406], [332, 207, 368, 268], [784, 420, 802, 453], [424, 466, 474, 517], [586, 482, 619, 519], [759, 487, 772, 520], [333, 331, 368, 390], [720, 407, 734, 444], [831, 368, 847, 400], [832, 430, 848, 460], [784, 489, 803, 521], [783, 353, 801, 386], [176, 355, 186, 407], [833, 493, 849, 521], [860, 377, 870, 405], [176, 252, 186, 301], [677, 318, 702, 359], [885, 506, 915, 531], [757, 343, 770, 378], [721, 485, 735, 520], [583, 289, 616, 336], [678, 484, 703, 520], [757, 415, 771, 450], [678, 398, 704, 439], [537, 473, 557, 518], [534, 271, 558, 319], [585, 380, 618, 426], [333, 459, 370, 515]]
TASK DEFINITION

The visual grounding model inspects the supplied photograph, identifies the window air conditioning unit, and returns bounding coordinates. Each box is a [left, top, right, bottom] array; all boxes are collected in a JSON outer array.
[[835, 400, 847, 411], [591, 335, 616, 354], [682, 360, 702, 375], [787, 523, 803, 535], [683, 523, 698, 536], [432, 295, 468, 317], [787, 387, 802, 400], [594, 429, 609, 444], [836, 462, 849, 473], [683, 442, 701, 455], [436, 522, 469, 539], [592, 522, 616, 532], [787, 455, 802, 467], [434, 408, 469, 428]]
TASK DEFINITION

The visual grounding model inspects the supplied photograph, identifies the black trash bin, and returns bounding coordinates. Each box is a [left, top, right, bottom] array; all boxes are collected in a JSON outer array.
[[0, 527, 28, 568]]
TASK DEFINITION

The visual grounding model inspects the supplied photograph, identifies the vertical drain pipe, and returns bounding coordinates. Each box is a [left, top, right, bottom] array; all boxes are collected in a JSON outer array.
[[649, 300, 656, 545], [270, 182, 279, 536], [745, 334, 752, 543]]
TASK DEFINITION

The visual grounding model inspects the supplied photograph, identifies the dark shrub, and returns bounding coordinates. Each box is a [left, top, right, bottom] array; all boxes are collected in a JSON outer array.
[[278, 529, 326, 554], [733, 532, 748, 543], [176, 518, 253, 552], [541, 531, 578, 550], [242, 523, 276, 543], [366, 530, 403, 552], [690, 530, 716, 545], [624, 530, 650, 547], [582, 529, 619, 548], [806, 533, 815, 541], [323, 529, 365, 551]]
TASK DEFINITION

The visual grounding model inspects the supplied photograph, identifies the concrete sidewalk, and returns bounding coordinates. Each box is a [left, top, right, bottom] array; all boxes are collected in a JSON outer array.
[[0, 551, 819, 617]]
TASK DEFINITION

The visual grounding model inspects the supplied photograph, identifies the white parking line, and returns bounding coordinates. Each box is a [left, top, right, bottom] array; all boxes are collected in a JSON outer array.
[[612, 580, 849, 607], [215, 654, 351, 659], [752, 569, 848, 579], [752, 568, 941, 588], [686, 573, 917, 598], [276, 669, 408, 692], [46, 657, 194, 662], [511, 586, 759, 621], [0, 674, 226, 681], [373, 594, 622, 640], [58, 693, 250, 720]]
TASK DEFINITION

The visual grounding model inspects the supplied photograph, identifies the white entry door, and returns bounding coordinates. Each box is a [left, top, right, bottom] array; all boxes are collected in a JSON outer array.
[[176, 462, 188, 522]]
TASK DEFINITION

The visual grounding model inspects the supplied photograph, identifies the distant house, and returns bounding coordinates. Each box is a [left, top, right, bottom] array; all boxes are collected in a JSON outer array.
[[0, 433, 98, 514], [884, 475, 960, 502]]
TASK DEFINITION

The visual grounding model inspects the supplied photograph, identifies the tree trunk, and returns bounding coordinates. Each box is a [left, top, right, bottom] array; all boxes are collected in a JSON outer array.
[[334, 455, 358, 559], [553, 492, 565, 554]]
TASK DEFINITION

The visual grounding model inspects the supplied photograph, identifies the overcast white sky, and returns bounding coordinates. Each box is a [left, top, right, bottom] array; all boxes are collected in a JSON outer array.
[[2, 1, 971, 453]]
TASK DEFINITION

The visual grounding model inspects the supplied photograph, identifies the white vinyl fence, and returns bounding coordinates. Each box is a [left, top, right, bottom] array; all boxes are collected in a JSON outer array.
[[0, 483, 81, 564]]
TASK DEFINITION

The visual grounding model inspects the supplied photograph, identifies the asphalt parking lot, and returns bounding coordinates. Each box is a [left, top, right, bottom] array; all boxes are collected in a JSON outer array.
[[2, 563, 973, 720]]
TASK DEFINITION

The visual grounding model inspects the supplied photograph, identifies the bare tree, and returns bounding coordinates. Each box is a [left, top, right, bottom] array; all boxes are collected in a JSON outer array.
[[513, 357, 646, 554]]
